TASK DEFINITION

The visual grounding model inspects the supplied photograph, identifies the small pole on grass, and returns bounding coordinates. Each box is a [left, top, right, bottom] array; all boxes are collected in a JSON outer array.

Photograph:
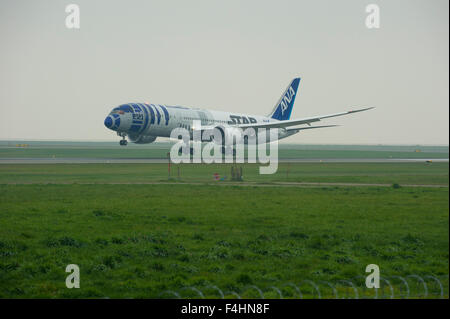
[[167, 152, 171, 179], [286, 162, 290, 180]]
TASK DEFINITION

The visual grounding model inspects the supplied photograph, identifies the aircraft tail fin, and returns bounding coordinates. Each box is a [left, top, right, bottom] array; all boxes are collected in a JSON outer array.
[[267, 78, 301, 121]]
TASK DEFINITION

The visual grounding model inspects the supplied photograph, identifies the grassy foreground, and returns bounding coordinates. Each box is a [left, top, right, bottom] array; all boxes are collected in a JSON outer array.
[[0, 182, 448, 298], [0, 162, 448, 185]]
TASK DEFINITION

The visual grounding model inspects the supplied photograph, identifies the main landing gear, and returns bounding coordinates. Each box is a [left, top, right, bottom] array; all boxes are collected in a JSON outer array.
[[178, 147, 194, 155], [221, 146, 236, 156]]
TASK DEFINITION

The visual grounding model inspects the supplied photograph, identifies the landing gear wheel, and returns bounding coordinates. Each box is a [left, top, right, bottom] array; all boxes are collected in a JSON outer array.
[[119, 139, 128, 146], [178, 144, 190, 155]]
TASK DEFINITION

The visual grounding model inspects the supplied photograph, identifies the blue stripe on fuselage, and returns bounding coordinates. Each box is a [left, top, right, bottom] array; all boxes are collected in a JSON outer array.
[[159, 105, 169, 125], [140, 103, 149, 134], [148, 104, 155, 124], [154, 105, 161, 124]]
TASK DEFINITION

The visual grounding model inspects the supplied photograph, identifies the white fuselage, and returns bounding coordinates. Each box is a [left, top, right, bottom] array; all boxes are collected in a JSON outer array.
[[104, 103, 295, 144]]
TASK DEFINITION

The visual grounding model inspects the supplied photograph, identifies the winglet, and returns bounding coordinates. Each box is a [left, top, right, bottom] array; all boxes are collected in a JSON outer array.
[[348, 107, 375, 113]]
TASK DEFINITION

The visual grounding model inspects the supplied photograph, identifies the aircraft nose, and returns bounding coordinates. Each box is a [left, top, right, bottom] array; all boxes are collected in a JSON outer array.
[[104, 116, 113, 129]]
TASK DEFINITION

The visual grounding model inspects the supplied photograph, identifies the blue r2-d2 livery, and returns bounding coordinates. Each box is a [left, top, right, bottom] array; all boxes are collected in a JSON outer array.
[[104, 103, 171, 145], [104, 77, 373, 146]]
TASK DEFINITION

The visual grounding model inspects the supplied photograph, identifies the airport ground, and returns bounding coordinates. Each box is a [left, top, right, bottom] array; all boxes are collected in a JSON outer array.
[[0, 142, 448, 298], [0, 141, 448, 160]]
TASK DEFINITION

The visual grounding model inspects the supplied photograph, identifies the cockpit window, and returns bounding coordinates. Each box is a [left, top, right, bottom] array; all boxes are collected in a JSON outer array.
[[110, 104, 133, 114], [110, 108, 124, 115], [118, 104, 133, 112]]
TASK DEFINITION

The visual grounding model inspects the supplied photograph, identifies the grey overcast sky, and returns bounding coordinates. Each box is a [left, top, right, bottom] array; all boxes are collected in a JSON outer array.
[[0, 0, 448, 144]]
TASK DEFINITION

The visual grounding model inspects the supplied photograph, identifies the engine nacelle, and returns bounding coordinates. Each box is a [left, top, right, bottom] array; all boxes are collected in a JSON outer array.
[[206, 126, 283, 146], [129, 134, 157, 144], [207, 126, 257, 146]]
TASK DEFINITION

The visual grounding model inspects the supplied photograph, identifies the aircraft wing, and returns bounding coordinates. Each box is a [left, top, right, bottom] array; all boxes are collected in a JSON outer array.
[[286, 124, 340, 131], [192, 107, 373, 132], [236, 107, 374, 129]]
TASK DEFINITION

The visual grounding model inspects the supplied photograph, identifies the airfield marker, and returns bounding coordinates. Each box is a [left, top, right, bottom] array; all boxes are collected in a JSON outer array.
[[167, 152, 171, 179]]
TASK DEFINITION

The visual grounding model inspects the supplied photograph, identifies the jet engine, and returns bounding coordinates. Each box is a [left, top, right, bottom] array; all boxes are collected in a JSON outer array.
[[129, 134, 157, 144], [208, 126, 257, 146]]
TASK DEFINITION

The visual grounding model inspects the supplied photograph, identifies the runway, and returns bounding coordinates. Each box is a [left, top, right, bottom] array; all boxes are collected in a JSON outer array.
[[0, 157, 448, 164]]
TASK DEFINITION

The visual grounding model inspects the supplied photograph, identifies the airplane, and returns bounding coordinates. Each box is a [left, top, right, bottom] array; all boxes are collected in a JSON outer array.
[[104, 77, 373, 147]]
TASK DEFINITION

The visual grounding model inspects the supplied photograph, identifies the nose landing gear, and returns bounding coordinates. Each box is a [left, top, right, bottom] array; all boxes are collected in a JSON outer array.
[[118, 133, 128, 146]]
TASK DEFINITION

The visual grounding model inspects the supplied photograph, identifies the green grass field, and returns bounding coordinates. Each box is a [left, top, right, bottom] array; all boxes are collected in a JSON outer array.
[[0, 162, 448, 186], [0, 162, 448, 298]]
